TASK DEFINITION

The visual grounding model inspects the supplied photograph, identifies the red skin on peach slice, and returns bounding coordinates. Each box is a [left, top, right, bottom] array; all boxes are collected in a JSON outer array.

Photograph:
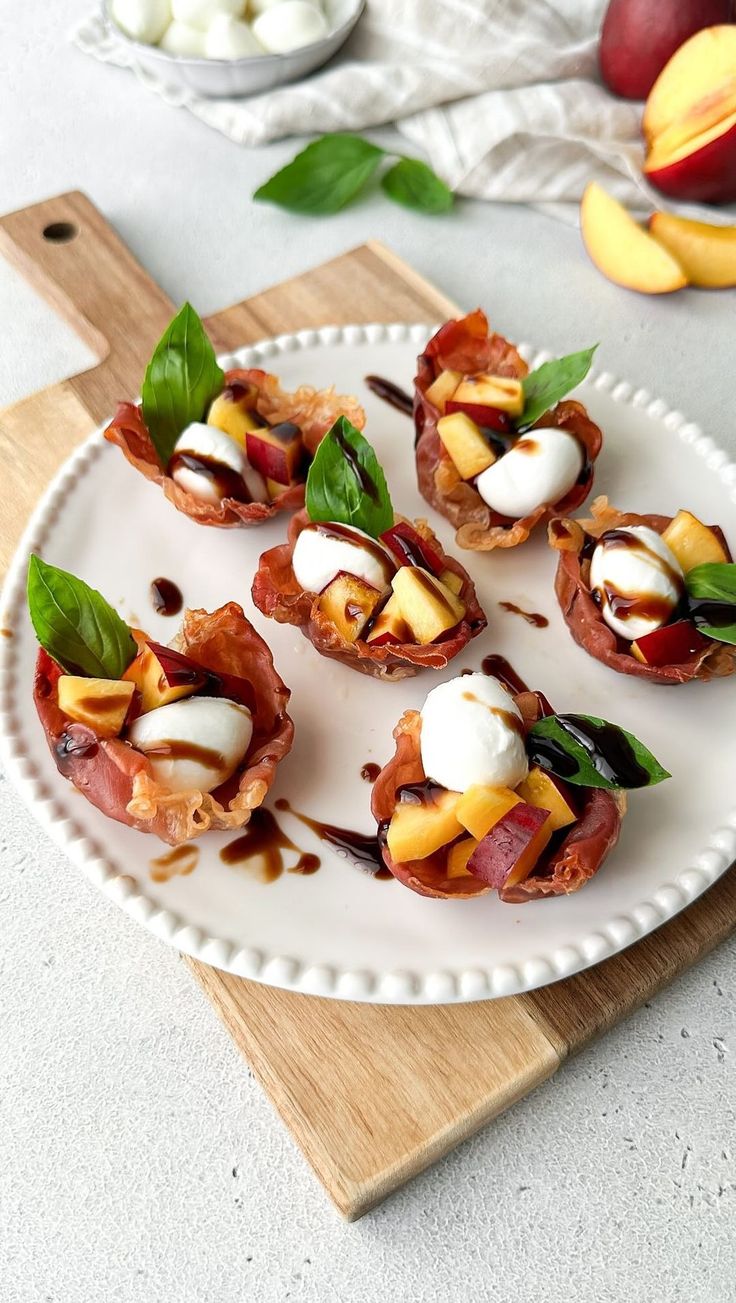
[[33, 603, 294, 846], [550, 497, 736, 685], [252, 510, 486, 682], [104, 368, 365, 529], [645, 118, 736, 205], [413, 311, 602, 552], [371, 694, 624, 902]]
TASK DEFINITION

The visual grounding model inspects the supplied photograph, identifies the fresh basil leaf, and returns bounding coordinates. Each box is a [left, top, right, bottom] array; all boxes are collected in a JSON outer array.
[[381, 158, 454, 214], [685, 563, 736, 644], [254, 134, 385, 215], [141, 303, 224, 466], [519, 345, 598, 430], [527, 713, 670, 790], [27, 554, 137, 680], [306, 416, 393, 538]]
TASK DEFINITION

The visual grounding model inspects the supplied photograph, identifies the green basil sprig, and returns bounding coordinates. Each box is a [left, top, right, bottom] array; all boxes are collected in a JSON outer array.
[[306, 416, 393, 538], [685, 562, 736, 645], [254, 133, 453, 217], [27, 555, 137, 680], [527, 713, 670, 790], [141, 303, 224, 467], [518, 345, 598, 430]]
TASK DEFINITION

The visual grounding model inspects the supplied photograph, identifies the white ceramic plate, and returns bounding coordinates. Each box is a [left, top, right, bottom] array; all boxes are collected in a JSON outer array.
[[2, 322, 736, 1004]]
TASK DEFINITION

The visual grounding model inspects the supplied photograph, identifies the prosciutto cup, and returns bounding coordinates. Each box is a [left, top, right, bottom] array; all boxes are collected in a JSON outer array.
[[371, 695, 625, 903], [252, 511, 487, 682], [413, 310, 602, 551], [105, 367, 365, 529], [33, 603, 294, 846], [550, 497, 736, 685]]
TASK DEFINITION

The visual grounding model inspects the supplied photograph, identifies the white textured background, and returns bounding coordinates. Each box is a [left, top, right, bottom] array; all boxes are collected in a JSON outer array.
[[2, 4, 736, 1301]]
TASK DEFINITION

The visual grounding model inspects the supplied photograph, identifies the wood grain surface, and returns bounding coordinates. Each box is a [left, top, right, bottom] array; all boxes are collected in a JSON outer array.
[[1, 190, 734, 1220]]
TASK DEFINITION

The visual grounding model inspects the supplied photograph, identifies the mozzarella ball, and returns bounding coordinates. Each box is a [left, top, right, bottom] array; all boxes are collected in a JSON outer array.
[[252, 1, 328, 52], [128, 696, 252, 793], [420, 674, 528, 794], [172, 0, 245, 29], [159, 19, 208, 52], [589, 525, 684, 641], [170, 421, 267, 505], [292, 523, 395, 594], [205, 14, 265, 55], [112, 0, 172, 43], [476, 427, 583, 519]]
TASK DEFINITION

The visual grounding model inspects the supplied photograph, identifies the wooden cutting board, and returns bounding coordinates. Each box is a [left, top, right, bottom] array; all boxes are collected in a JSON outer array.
[[2, 191, 735, 1220]]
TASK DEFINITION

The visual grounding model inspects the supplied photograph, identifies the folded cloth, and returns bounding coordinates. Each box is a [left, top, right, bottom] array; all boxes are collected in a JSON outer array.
[[73, 1, 729, 222]]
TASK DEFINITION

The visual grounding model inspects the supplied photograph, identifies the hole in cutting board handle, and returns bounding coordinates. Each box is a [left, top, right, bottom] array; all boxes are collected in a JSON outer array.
[[42, 222, 78, 244]]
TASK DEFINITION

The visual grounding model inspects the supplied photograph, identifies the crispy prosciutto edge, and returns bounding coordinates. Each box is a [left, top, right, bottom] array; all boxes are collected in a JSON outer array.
[[370, 693, 624, 902], [413, 309, 603, 551], [550, 495, 736, 686], [33, 602, 294, 846], [251, 509, 487, 682], [104, 367, 365, 529]]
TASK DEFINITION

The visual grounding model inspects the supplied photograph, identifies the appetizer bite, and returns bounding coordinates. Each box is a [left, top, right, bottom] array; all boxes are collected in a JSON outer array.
[[28, 556, 293, 845], [413, 309, 602, 551], [550, 497, 736, 685], [372, 668, 669, 901], [252, 416, 486, 680], [105, 303, 364, 528]]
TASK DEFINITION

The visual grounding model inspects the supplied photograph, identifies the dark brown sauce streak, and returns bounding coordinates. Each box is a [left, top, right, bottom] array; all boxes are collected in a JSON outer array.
[[461, 691, 524, 737], [361, 762, 381, 783], [594, 528, 684, 624], [498, 601, 549, 629], [150, 577, 183, 617], [220, 807, 320, 880], [138, 739, 225, 769], [312, 522, 396, 583], [77, 690, 133, 712], [480, 653, 530, 695], [332, 425, 381, 503], [56, 730, 99, 766], [275, 798, 392, 879], [364, 374, 413, 417], [528, 715, 650, 788], [168, 452, 252, 503], [150, 844, 199, 883]]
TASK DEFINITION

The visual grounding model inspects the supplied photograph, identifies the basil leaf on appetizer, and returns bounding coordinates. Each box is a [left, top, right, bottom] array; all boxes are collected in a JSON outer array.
[[518, 345, 598, 430], [380, 159, 454, 214], [685, 562, 736, 645], [306, 416, 394, 537], [27, 554, 137, 680], [527, 713, 670, 790], [141, 303, 224, 466], [254, 134, 385, 215]]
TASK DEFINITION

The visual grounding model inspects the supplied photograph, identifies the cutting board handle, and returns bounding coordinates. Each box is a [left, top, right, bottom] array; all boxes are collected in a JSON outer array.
[[0, 191, 174, 423]]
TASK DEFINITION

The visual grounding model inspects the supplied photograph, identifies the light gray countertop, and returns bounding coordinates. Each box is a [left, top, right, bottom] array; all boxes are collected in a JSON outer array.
[[2, 4, 735, 1301]]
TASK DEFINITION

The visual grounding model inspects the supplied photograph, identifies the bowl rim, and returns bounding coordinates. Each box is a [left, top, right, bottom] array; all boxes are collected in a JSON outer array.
[[102, 0, 366, 69]]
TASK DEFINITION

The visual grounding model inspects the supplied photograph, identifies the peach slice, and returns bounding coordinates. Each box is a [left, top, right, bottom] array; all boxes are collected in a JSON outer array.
[[580, 183, 687, 294], [644, 110, 736, 203], [660, 509, 728, 570], [643, 26, 736, 145], [649, 212, 736, 288]]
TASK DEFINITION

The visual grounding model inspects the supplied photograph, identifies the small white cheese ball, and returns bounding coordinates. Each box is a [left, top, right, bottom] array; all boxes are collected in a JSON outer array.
[[112, 0, 172, 44], [205, 14, 265, 56], [589, 525, 683, 641], [420, 673, 528, 794], [292, 523, 395, 594], [172, 0, 245, 30], [170, 421, 267, 504], [128, 696, 253, 793], [252, 0, 328, 52], [250, 0, 321, 12], [476, 427, 583, 519], [159, 19, 208, 53]]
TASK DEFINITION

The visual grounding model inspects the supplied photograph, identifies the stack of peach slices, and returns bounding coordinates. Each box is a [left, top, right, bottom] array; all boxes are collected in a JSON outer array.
[[252, 415, 486, 680]]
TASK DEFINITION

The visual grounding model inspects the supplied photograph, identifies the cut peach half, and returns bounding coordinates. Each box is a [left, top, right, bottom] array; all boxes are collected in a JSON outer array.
[[649, 212, 736, 288], [580, 183, 687, 295], [644, 109, 736, 204], [643, 27, 736, 145]]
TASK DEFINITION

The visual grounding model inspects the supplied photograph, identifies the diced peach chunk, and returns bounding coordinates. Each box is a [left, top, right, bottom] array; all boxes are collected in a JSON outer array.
[[425, 368, 462, 413], [315, 572, 382, 642], [453, 374, 524, 416], [437, 411, 496, 480], [390, 567, 466, 644], [57, 676, 135, 738], [456, 784, 521, 841], [516, 767, 576, 832], [207, 385, 261, 449], [660, 509, 728, 572], [447, 837, 478, 878], [386, 788, 463, 863], [468, 803, 552, 889]]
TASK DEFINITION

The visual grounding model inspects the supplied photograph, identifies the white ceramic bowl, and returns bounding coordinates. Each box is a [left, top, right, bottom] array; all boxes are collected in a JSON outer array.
[[104, 0, 365, 98]]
